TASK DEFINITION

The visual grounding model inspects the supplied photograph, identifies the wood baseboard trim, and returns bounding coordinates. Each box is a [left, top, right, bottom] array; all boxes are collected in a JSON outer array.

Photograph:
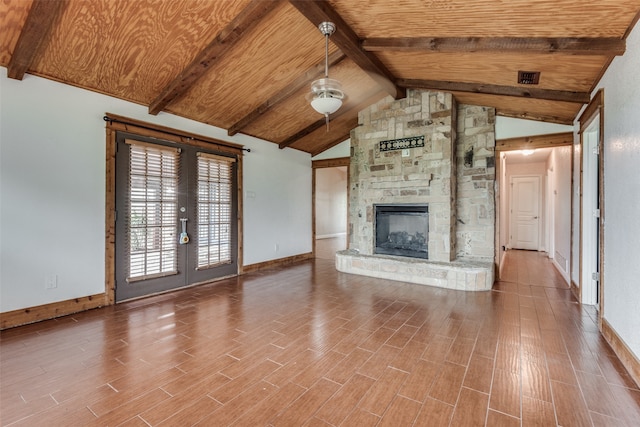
[[242, 253, 313, 274], [1, 293, 107, 330], [570, 280, 580, 302], [601, 318, 640, 388]]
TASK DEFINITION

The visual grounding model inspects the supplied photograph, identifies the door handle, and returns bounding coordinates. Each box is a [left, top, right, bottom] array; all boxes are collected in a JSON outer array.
[[179, 218, 189, 244], [533, 216, 538, 219]]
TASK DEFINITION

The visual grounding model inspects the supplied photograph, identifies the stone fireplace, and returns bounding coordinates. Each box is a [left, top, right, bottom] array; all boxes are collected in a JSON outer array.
[[336, 90, 495, 291]]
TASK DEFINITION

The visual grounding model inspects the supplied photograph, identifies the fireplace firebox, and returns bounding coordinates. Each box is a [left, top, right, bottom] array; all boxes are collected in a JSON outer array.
[[374, 204, 428, 259]]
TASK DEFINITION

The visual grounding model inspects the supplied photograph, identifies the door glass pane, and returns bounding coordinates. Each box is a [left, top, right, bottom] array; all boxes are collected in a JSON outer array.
[[197, 154, 233, 269], [128, 143, 178, 280]]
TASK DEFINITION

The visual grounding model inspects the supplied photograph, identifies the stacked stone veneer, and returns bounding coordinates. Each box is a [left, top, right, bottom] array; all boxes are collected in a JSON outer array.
[[456, 104, 497, 259], [336, 89, 496, 291]]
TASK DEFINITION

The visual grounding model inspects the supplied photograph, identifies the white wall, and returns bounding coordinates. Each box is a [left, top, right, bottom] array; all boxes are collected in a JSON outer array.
[[0, 68, 311, 312], [548, 147, 572, 282], [315, 167, 347, 238], [587, 22, 640, 358], [241, 140, 312, 265], [311, 139, 350, 160]]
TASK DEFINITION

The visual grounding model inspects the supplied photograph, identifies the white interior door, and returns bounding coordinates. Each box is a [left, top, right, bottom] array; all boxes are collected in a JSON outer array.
[[511, 176, 541, 250]]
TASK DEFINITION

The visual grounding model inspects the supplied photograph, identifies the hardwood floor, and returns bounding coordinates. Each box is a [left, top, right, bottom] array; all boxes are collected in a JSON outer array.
[[1, 250, 639, 426]]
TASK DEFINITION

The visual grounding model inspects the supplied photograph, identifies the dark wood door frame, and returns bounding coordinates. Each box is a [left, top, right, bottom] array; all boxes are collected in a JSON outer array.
[[578, 89, 605, 315], [311, 157, 350, 257]]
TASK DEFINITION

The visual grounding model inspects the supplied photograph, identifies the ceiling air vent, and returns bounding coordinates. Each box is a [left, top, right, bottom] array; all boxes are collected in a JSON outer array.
[[518, 71, 540, 85]]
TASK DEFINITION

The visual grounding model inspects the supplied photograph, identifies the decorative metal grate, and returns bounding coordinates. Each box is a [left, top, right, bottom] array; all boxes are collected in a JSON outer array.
[[379, 135, 425, 152]]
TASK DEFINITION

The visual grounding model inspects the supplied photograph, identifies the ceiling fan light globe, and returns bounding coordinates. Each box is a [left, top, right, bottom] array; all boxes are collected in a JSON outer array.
[[311, 96, 343, 115]]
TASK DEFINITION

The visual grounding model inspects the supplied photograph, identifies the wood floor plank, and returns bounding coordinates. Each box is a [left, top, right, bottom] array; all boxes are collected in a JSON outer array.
[[521, 359, 553, 402], [551, 380, 593, 427], [341, 408, 381, 426], [522, 396, 557, 426], [450, 387, 489, 426], [323, 347, 373, 384], [139, 373, 230, 425], [314, 373, 375, 425], [414, 397, 454, 426], [428, 361, 467, 405], [194, 380, 277, 426], [269, 378, 341, 426], [397, 359, 440, 402], [230, 381, 307, 426], [377, 395, 421, 426], [490, 368, 521, 418], [463, 353, 495, 394], [487, 409, 520, 426], [357, 366, 409, 416]]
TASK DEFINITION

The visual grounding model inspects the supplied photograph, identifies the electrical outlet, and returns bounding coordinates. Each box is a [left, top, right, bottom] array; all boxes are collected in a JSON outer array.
[[45, 275, 57, 289], [275, 243, 279, 252], [402, 149, 410, 157]]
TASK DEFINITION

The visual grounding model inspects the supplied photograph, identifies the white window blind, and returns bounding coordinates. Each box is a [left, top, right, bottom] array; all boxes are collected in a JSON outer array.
[[197, 152, 235, 269], [126, 140, 179, 281]]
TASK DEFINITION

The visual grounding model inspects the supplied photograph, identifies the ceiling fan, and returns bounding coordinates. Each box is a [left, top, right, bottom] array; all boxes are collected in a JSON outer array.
[[307, 21, 346, 130]]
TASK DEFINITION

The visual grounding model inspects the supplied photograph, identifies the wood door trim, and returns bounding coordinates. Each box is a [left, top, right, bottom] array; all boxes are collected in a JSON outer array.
[[312, 157, 350, 257], [577, 89, 604, 315]]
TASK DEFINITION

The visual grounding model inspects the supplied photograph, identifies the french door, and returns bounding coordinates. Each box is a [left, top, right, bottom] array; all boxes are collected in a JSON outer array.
[[115, 133, 238, 302]]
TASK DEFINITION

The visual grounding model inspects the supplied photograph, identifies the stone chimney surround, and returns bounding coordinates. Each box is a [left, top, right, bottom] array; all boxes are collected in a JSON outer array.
[[336, 89, 496, 291]]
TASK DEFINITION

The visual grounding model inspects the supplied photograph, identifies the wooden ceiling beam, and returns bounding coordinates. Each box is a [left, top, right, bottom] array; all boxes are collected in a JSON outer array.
[[362, 37, 625, 55], [496, 132, 574, 152], [312, 157, 350, 168], [398, 79, 590, 104], [149, 0, 281, 115], [7, 0, 67, 80], [497, 110, 574, 126], [289, 0, 405, 100], [279, 118, 328, 149], [228, 51, 346, 136]]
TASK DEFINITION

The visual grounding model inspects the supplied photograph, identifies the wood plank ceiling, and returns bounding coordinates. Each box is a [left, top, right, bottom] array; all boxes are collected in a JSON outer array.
[[2, 0, 639, 155]]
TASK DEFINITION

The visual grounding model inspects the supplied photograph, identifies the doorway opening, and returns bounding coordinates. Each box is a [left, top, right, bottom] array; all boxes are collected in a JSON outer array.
[[495, 132, 574, 283], [312, 158, 349, 260]]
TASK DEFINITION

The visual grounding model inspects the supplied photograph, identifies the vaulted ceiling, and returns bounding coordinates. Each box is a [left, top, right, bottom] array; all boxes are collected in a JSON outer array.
[[2, 0, 639, 155]]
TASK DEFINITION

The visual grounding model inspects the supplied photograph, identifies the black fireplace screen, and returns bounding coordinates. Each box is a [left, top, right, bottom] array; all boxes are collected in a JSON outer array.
[[374, 204, 428, 259]]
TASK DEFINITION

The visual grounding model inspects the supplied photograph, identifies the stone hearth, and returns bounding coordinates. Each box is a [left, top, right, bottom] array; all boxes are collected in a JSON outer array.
[[336, 90, 495, 291], [336, 250, 493, 291]]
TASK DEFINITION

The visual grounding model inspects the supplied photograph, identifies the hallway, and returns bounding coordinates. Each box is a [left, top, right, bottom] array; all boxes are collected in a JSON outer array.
[[1, 250, 639, 426]]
